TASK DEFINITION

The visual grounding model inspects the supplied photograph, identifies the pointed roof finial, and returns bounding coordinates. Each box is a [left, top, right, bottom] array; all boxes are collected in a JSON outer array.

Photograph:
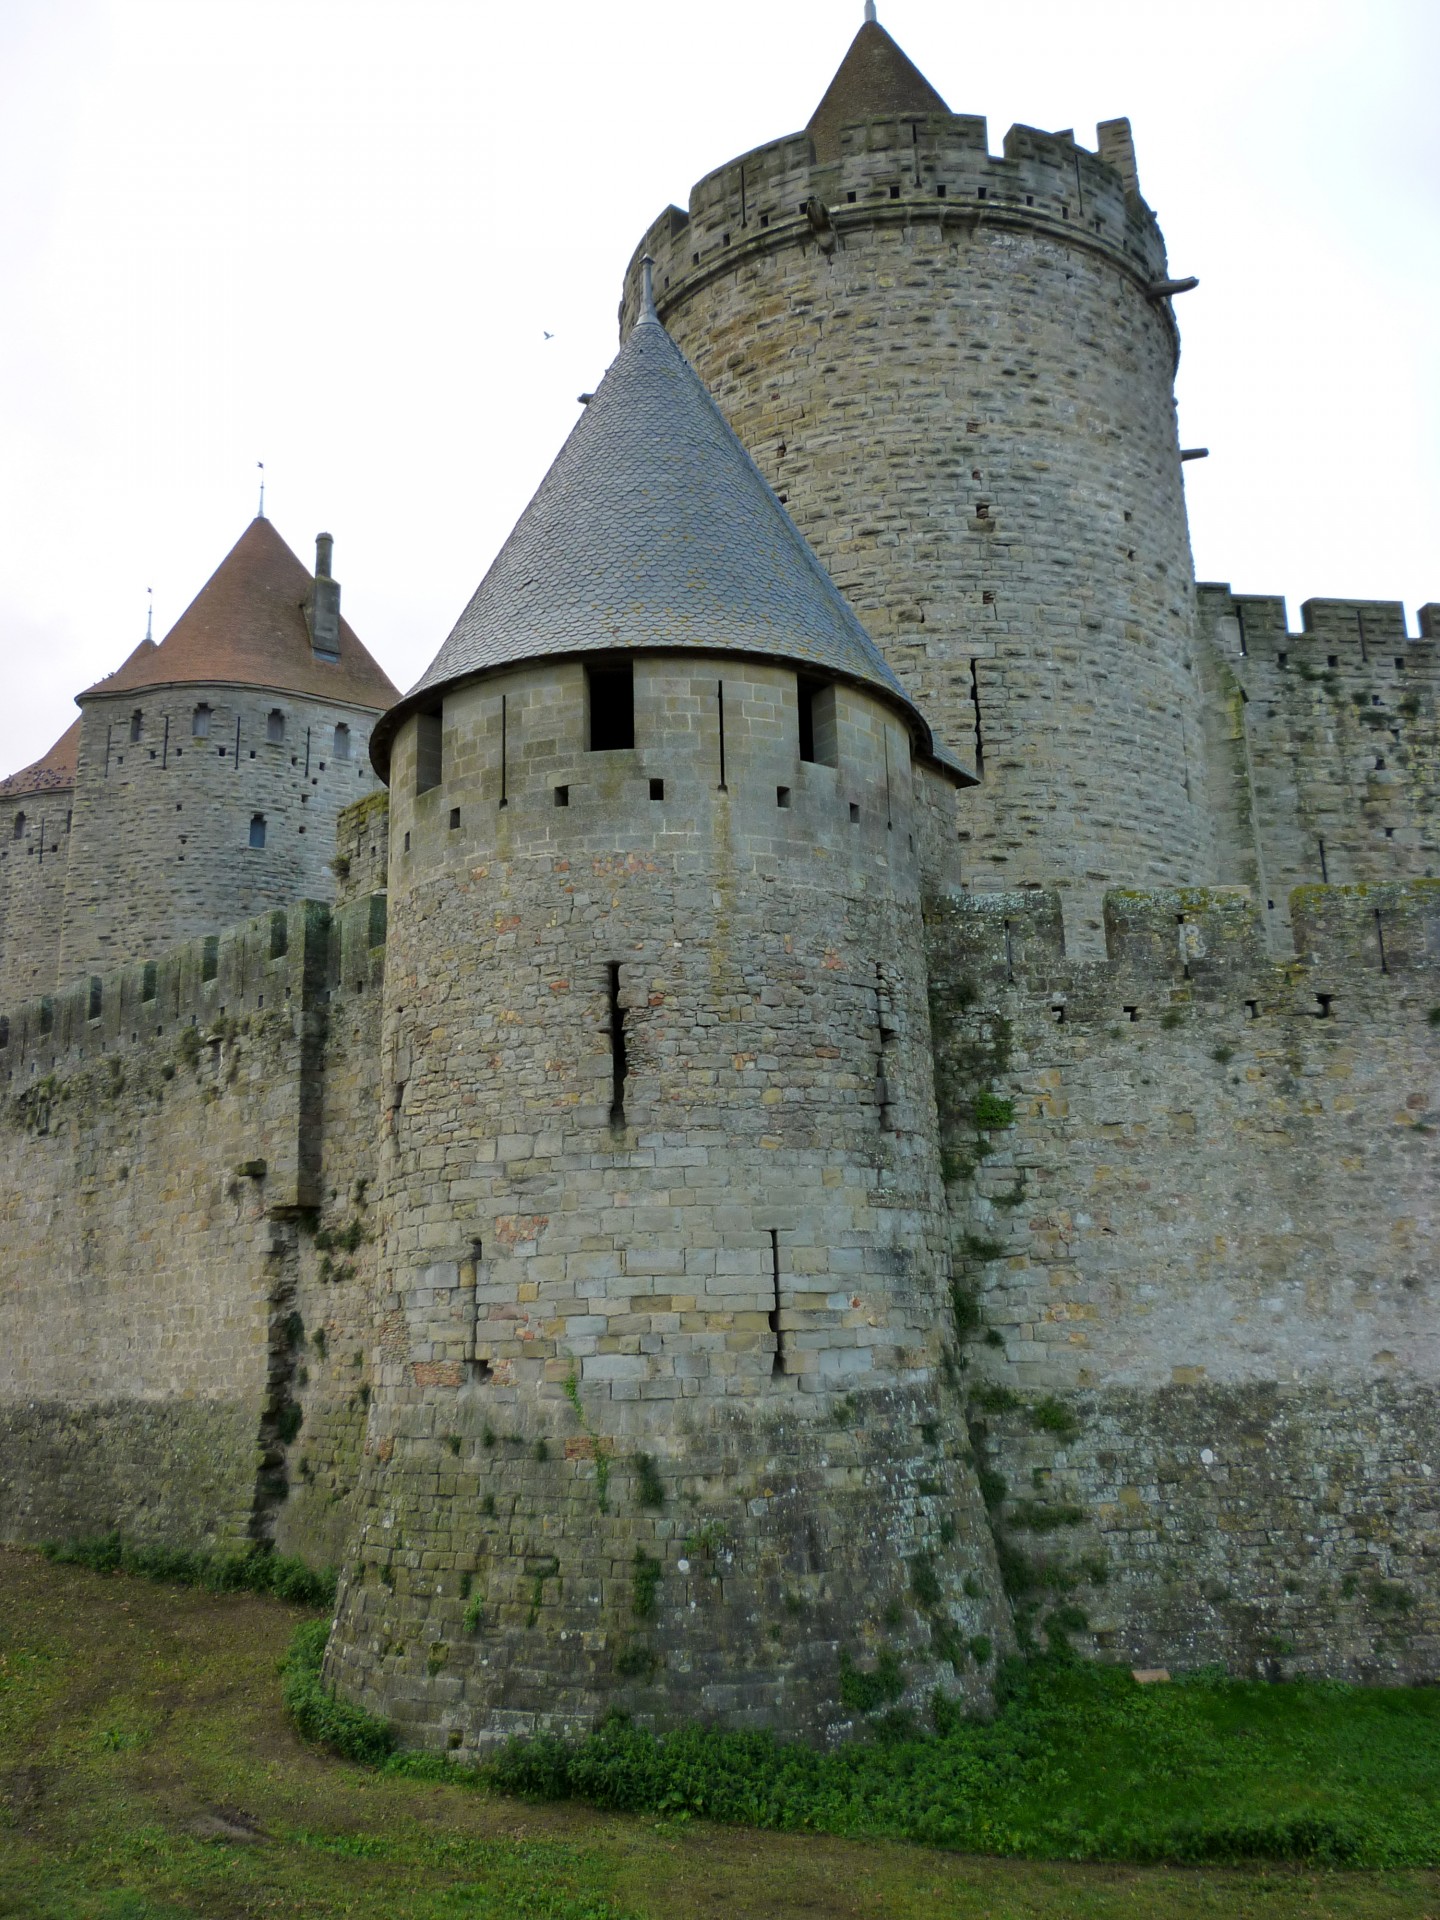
[[639, 253, 659, 326], [257, 461, 266, 519], [864, 0, 877, 20], [144, 586, 153, 642]]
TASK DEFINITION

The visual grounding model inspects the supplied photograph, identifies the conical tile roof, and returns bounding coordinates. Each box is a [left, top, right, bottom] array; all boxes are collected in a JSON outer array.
[[373, 310, 931, 776], [80, 518, 398, 711], [808, 17, 950, 165], [0, 717, 81, 800]]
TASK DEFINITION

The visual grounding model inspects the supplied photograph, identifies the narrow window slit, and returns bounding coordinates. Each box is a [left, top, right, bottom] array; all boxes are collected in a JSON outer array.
[[717, 679, 727, 790], [607, 963, 627, 1127], [769, 1230, 784, 1375], [970, 659, 985, 777], [1318, 838, 1329, 883], [499, 694, 508, 808], [1374, 911, 1389, 975]]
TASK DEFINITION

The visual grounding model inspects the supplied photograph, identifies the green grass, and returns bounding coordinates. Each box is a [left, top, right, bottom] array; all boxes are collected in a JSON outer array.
[[2, 1547, 1440, 1918]]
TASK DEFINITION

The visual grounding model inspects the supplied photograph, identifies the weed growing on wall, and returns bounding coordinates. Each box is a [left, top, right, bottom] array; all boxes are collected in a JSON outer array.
[[42, 1532, 336, 1607]]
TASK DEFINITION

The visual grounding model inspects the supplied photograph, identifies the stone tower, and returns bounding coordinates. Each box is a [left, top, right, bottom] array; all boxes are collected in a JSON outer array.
[[57, 518, 398, 982], [0, 719, 79, 1007], [326, 285, 1008, 1750], [623, 11, 1212, 942]]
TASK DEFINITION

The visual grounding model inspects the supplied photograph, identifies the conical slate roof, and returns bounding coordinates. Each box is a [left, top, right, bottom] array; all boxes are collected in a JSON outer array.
[[373, 307, 929, 775], [80, 518, 398, 711], [808, 16, 950, 165], [0, 717, 81, 800]]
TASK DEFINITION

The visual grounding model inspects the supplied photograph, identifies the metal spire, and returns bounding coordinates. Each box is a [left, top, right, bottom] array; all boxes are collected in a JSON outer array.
[[639, 254, 658, 326], [257, 461, 266, 519], [144, 587, 153, 642], [864, 1, 877, 20]]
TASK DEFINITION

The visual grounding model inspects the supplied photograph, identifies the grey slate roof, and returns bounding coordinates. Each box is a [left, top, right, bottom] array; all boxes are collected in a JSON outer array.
[[372, 311, 951, 777]]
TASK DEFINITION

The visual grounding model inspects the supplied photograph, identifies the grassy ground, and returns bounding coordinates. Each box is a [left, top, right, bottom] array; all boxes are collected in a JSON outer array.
[[0, 1549, 1437, 1919]]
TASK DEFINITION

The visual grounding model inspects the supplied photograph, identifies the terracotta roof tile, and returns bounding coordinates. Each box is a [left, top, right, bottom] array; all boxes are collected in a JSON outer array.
[[81, 518, 398, 711], [808, 19, 950, 165], [0, 717, 80, 799]]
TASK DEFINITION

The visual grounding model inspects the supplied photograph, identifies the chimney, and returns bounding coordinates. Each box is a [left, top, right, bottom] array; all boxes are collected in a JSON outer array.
[[310, 531, 341, 660]]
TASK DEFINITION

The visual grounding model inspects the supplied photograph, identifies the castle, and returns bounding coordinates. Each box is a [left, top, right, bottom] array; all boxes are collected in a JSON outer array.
[[0, 12, 1435, 1751]]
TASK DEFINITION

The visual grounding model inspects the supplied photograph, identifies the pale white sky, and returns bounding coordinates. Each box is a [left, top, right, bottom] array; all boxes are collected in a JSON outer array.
[[0, 0, 1434, 778]]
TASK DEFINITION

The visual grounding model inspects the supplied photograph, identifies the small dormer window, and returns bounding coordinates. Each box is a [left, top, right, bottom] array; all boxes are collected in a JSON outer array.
[[129, 710, 143, 743], [334, 722, 351, 760], [192, 704, 211, 738], [267, 709, 285, 744]]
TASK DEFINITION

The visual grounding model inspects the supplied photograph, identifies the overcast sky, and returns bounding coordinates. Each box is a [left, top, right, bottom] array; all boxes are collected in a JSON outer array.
[[1, 0, 1434, 778]]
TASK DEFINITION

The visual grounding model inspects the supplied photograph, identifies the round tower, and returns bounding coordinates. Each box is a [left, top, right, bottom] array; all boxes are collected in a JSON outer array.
[[57, 520, 397, 984], [326, 287, 1009, 1750], [0, 719, 78, 1007], [622, 11, 1214, 932]]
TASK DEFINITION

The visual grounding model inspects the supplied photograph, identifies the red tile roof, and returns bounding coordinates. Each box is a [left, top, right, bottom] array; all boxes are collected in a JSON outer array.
[[80, 518, 398, 711], [0, 717, 80, 800]]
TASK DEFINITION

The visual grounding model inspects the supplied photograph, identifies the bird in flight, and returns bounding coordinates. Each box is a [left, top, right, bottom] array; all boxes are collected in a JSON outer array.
[[543, 330, 554, 340]]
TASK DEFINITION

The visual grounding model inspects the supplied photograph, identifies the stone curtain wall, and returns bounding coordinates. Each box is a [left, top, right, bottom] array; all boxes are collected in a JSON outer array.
[[0, 894, 386, 1564], [928, 880, 1440, 1676], [59, 687, 384, 985], [624, 115, 1212, 931], [326, 654, 1010, 1752], [0, 786, 72, 1008], [1197, 587, 1440, 949]]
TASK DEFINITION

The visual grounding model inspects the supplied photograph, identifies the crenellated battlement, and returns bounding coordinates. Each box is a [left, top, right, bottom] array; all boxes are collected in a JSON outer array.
[[1199, 582, 1440, 670], [622, 111, 1169, 339], [0, 892, 387, 1096], [929, 879, 1439, 1014]]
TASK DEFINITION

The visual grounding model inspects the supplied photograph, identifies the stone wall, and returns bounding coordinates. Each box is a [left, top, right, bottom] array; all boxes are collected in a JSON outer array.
[[623, 114, 1212, 933], [0, 892, 385, 1565], [58, 686, 385, 986], [325, 652, 1010, 1752], [1197, 587, 1439, 948], [0, 783, 72, 1008], [928, 879, 1440, 1677]]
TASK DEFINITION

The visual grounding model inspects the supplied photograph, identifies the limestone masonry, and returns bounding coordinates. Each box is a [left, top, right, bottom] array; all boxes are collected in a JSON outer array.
[[0, 12, 1435, 1749]]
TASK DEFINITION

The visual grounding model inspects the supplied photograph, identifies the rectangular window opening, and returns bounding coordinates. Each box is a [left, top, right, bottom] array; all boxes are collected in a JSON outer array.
[[87, 977, 102, 1022], [415, 707, 443, 795], [1315, 992, 1335, 1019], [588, 663, 634, 751], [1244, 999, 1258, 1019], [269, 912, 288, 961], [607, 962, 627, 1128], [776, 785, 791, 809], [1123, 1004, 1139, 1022], [201, 936, 220, 984], [798, 678, 839, 766], [849, 801, 860, 823], [449, 807, 461, 830], [554, 784, 570, 808], [141, 962, 158, 1003], [649, 777, 664, 801]]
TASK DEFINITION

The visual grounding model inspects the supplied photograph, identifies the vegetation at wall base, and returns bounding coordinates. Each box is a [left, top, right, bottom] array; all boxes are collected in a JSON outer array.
[[41, 1528, 336, 1607], [287, 1640, 1440, 1872]]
